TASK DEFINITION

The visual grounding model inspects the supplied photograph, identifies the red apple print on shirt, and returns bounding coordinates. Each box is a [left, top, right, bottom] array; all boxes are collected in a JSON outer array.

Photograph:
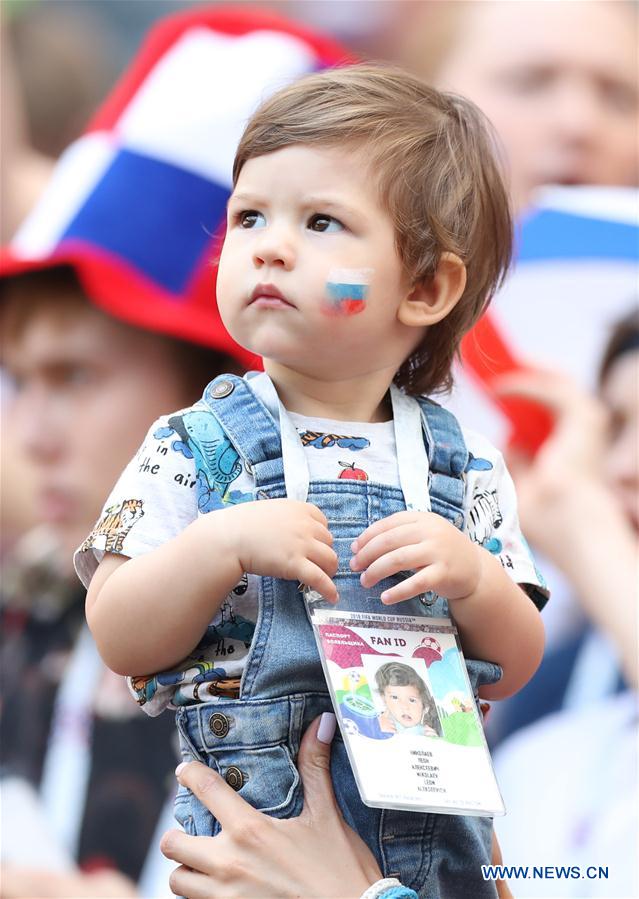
[[338, 461, 368, 481]]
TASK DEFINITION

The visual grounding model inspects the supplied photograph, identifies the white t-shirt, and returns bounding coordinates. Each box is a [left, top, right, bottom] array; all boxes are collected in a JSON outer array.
[[75, 393, 547, 716]]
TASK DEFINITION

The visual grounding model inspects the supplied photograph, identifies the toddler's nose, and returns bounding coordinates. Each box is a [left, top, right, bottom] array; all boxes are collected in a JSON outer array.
[[252, 228, 295, 270]]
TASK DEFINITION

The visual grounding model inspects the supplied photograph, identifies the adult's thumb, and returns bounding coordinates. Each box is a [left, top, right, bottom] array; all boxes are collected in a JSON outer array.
[[297, 712, 339, 822]]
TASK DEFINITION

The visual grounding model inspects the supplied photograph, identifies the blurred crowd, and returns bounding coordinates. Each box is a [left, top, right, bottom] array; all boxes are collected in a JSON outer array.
[[1, 2, 637, 898]]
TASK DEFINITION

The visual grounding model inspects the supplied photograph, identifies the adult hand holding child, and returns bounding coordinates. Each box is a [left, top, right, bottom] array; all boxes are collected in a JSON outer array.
[[161, 714, 382, 899]]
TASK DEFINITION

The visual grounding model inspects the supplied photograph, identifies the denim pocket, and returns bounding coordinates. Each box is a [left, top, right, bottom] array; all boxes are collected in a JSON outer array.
[[206, 743, 302, 817], [178, 742, 303, 837]]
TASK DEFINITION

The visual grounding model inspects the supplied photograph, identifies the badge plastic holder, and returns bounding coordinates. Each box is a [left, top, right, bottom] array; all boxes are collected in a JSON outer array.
[[305, 586, 505, 817]]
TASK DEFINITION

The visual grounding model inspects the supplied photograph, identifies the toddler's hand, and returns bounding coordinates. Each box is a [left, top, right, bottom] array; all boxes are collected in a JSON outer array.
[[225, 499, 339, 602], [350, 511, 482, 605]]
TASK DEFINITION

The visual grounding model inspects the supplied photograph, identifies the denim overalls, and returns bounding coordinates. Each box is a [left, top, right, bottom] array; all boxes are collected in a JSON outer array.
[[175, 374, 502, 898]]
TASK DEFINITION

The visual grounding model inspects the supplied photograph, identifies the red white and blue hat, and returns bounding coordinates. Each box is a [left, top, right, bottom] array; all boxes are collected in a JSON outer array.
[[0, 7, 352, 362]]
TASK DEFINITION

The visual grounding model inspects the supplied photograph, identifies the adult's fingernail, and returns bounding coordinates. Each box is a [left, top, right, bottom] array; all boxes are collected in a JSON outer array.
[[175, 762, 187, 778], [317, 712, 337, 744]]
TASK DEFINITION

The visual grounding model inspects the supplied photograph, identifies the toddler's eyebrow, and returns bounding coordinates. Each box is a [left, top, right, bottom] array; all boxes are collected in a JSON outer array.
[[227, 191, 269, 209], [227, 192, 362, 220], [303, 195, 360, 218]]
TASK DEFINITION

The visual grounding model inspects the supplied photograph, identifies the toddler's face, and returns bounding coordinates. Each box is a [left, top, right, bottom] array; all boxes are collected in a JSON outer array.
[[382, 683, 424, 727], [216, 144, 419, 381]]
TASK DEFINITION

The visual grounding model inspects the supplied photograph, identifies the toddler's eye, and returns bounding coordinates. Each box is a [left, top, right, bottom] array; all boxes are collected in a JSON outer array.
[[308, 214, 343, 233], [238, 210, 266, 229]]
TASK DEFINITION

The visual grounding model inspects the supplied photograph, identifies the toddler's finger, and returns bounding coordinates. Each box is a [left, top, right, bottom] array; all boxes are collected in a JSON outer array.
[[306, 502, 330, 528], [312, 521, 334, 546], [379, 569, 434, 604], [309, 542, 339, 578], [360, 544, 427, 589], [298, 560, 339, 604], [351, 511, 414, 553], [351, 523, 424, 571]]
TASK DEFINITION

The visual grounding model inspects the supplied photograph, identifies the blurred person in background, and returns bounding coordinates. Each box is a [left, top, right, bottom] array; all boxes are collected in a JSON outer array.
[[0, 23, 53, 243], [5, 2, 118, 160], [1, 372, 38, 560], [0, 7, 349, 897], [490, 309, 638, 897], [1, 1, 120, 240], [0, 268, 242, 899], [1, 1, 120, 555], [392, 0, 638, 212], [390, 0, 638, 739], [493, 310, 638, 710]]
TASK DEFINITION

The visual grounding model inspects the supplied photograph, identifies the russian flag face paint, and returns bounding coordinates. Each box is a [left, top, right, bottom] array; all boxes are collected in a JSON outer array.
[[323, 268, 372, 317]]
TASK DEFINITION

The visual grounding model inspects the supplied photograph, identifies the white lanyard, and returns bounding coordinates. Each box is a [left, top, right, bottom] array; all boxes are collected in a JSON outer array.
[[248, 373, 431, 512], [39, 624, 102, 858]]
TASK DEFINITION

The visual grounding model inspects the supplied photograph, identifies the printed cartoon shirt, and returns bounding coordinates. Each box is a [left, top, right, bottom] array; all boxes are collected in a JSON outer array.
[[74, 387, 548, 717]]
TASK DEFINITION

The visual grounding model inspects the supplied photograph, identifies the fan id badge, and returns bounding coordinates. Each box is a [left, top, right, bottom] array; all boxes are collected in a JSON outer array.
[[309, 606, 505, 817]]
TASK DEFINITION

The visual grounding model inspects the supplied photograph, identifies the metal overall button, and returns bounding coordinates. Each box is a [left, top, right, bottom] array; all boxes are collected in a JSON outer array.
[[211, 379, 234, 399], [208, 712, 231, 738], [224, 766, 246, 791]]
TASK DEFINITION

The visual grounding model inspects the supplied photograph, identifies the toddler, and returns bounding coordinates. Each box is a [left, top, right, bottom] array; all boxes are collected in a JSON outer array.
[[375, 662, 441, 738], [77, 64, 547, 898]]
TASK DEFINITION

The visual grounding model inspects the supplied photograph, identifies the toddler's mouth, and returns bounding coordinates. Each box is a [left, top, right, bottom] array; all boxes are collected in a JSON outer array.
[[250, 283, 294, 307]]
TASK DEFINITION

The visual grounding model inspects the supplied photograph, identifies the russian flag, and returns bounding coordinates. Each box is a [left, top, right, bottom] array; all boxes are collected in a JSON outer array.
[[456, 186, 639, 452]]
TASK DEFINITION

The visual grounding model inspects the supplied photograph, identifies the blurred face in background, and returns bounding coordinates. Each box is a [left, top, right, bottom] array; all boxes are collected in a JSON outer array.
[[2, 283, 193, 568], [402, 1, 638, 210], [601, 350, 639, 534]]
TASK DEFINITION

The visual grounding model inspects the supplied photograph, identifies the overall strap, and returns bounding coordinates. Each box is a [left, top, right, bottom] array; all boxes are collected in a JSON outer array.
[[416, 397, 468, 529], [202, 375, 284, 491]]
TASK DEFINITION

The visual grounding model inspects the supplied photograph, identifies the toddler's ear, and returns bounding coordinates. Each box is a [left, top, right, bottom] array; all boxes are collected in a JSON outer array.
[[397, 253, 466, 329]]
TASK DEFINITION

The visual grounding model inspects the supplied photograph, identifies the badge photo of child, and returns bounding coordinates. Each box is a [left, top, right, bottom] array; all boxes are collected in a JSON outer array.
[[375, 662, 442, 738], [77, 64, 548, 898]]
